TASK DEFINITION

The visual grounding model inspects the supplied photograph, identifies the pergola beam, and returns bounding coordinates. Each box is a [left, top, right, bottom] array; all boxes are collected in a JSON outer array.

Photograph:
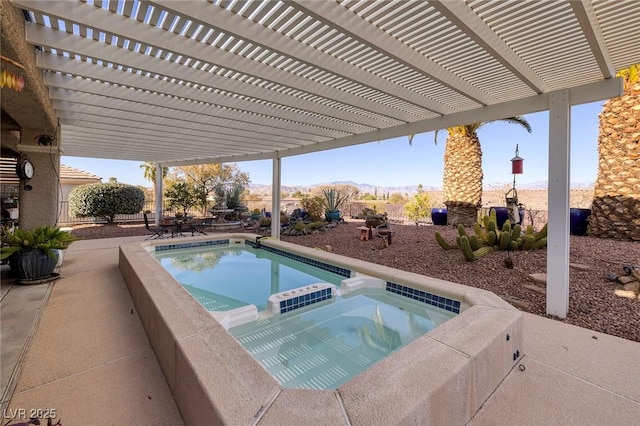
[[430, 0, 550, 93], [19, 0, 420, 123], [163, 78, 621, 167], [570, 0, 615, 79], [37, 53, 370, 135]]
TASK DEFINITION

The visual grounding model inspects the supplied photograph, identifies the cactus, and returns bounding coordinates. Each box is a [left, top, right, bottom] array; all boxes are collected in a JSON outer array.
[[487, 230, 497, 246], [487, 219, 497, 234], [460, 236, 493, 261], [473, 223, 487, 240], [499, 230, 511, 250], [512, 224, 522, 240], [535, 223, 547, 241], [459, 236, 474, 260], [522, 235, 535, 250], [469, 234, 480, 250], [460, 236, 494, 261], [435, 210, 548, 261], [435, 232, 456, 250], [533, 237, 547, 249]]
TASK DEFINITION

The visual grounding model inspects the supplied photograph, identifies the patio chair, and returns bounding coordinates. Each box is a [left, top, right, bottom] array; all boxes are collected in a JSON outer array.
[[143, 213, 166, 240], [189, 217, 212, 236]]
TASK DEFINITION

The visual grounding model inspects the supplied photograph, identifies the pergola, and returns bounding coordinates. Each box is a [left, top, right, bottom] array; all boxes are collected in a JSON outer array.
[[3, 0, 640, 318]]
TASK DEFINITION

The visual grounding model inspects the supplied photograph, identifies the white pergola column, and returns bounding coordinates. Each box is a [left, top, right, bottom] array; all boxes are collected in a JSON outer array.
[[155, 162, 163, 226], [546, 90, 571, 318], [271, 156, 281, 239]]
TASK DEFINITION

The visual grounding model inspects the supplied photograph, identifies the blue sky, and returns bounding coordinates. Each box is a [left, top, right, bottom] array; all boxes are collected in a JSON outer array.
[[61, 101, 603, 189]]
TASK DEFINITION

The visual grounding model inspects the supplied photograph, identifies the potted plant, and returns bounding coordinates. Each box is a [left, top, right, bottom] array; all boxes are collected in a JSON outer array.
[[1, 225, 76, 281], [321, 186, 352, 221]]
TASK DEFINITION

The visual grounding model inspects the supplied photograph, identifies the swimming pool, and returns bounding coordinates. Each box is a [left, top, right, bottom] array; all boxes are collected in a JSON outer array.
[[152, 240, 457, 389], [121, 233, 523, 424], [153, 244, 344, 311]]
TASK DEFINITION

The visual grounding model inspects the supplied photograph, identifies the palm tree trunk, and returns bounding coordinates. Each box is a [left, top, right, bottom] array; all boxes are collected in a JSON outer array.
[[442, 132, 483, 226], [589, 79, 640, 241]]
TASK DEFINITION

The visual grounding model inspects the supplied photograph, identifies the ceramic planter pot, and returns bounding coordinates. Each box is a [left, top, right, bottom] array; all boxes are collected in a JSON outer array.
[[9, 249, 57, 281], [570, 208, 591, 236], [325, 210, 341, 222], [490, 207, 509, 228], [431, 208, 448, 226]]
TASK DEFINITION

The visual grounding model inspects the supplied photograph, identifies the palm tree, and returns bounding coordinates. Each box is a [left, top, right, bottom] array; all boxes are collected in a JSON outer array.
[[140, 161, 167, 192], [435, 117, 532, 226], [588, 64, 640, 241]]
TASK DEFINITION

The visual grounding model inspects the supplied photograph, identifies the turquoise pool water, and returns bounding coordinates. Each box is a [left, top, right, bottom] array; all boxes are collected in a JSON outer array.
[[154, 245, 343, 311], [154, 242, 457, 389], [230, 288, 455, 389]]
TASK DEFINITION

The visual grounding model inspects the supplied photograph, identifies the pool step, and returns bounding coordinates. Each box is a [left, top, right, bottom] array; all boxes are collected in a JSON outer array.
[[233, 303, 388, 389]]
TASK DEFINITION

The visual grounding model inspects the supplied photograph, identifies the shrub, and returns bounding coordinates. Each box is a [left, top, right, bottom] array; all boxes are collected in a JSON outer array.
[[69, 183, 145, 223], [259, 217, 271, 227], [300, 195, 324, 221], [404, 191, 433, 225]]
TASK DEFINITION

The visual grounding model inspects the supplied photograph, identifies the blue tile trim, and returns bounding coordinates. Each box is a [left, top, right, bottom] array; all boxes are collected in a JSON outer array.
[[258, 245, 351, 278], [279, 288, 333, 313], [245, 240, 257, 248], [155, 239, 230, 251], [386, 282, 461, 314]]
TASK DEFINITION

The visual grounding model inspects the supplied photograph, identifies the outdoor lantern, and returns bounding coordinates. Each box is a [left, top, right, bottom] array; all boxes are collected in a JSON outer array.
[[511, 144, 524, 174]]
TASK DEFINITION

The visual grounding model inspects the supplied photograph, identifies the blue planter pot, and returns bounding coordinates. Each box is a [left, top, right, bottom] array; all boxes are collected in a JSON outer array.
[[490, 207, 509, 228], [431, 208, 448, 226], [570, 208, 591, 236], [325, 210, 341, 222]]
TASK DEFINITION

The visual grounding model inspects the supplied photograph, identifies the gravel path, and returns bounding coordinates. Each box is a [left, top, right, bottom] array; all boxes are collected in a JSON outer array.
[[69, 220, 640, 342]]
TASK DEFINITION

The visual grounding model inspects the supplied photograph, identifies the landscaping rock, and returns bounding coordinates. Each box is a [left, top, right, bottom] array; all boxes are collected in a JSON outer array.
[[618, 276, 637, 284], [569, 263, 590, 271], [614, 289, 638, 300], [528, 273, 547, 284], [622, 281, 640, 293], [523, 284, 546, 295]]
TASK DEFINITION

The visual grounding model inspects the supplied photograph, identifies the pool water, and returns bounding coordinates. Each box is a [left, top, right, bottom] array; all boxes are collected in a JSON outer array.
[[153, 242, 458, 390], [154, 245, 343, 311], [230, 289, 456, 389]]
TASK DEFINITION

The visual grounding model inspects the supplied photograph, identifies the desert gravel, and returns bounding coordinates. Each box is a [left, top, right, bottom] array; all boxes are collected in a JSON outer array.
[[70, 220, 640, 342]]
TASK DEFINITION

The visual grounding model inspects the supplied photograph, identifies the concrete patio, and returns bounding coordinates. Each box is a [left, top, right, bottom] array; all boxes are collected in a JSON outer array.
[[1, 236, 639, 425]]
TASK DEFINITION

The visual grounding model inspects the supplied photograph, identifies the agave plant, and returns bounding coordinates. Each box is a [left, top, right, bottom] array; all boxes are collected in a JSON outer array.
[[214, 183, 247, 211], [321, 186, 352, 212], [1, 225, 76, 260]]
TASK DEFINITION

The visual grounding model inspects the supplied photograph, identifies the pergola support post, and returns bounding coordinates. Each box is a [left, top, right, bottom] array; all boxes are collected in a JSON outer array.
[[155, 162, 163, 226], [546, 89, 571, 318], [271, 156, 281, 239]]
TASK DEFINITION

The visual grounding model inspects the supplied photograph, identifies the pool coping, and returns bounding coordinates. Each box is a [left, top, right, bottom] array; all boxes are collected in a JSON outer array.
[[119, 232, 523, 425]]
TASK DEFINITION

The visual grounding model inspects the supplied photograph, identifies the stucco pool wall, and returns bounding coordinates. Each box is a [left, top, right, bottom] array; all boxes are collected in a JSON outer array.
[[119, 233, 523, 425]]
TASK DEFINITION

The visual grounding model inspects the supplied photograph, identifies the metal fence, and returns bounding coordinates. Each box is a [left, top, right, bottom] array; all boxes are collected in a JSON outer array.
[[57, 200, 207, 225], [58, 199, 549, 230]]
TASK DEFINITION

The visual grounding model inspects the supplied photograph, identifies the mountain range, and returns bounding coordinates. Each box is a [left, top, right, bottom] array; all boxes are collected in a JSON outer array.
[[247, 180, 594, 196]]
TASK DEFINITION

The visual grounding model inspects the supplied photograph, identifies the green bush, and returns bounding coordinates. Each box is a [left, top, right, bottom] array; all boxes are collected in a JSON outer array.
[[404, 191, 433, 225], [300, 195, 324, 221], [69, 183, 145, 223]]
